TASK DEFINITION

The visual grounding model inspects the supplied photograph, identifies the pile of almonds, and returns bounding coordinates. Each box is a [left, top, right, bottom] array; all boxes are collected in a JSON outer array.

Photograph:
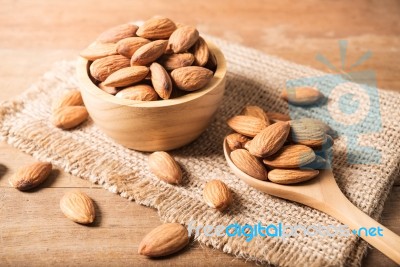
[[226, 105, 336, 184], [80, 17, 217, 101]]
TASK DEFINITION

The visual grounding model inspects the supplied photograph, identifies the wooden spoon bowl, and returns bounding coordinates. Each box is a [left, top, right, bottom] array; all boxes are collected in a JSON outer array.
[[223, 138, 400, 264]]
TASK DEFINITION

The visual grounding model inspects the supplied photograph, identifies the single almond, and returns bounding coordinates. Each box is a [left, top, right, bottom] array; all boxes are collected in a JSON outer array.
[[52, 90, 83, 111], [241, 106, 270, 125], [52, 106, 89, 130], [115, 84, 158, 101], [170, 66, 213, 91], [90, 55, 130, 82], [102, 66, 149, 87], [230, 149, 268, 180], [226, 133, 250, 151], [248, 121, 291, 157], [281, 86, 323, 106], [98, 82, 118, 95], [158, 53, 195, 71], [191, 37, 209, 66], [203, 180, 232, 211], [266, 112, 291, 123], [150, 62, 172, 99], [138, 223, 189, 257], [80, 42, 117, 61], [268, 169, 319, 184], [148, 151, 182, 184], [60, 191, 95, 224], [290, 119, 328, 148], [131, 40, 168, 66], [9, 162, 52, 191], [116, 37, 151, 58], [296, 118, 338, 139], [263, 145, 316, 168], [167, 26, 199, 53], [96, 24, 138, 43], [227, 115, 268, 137], [136, 17, 177, 39]]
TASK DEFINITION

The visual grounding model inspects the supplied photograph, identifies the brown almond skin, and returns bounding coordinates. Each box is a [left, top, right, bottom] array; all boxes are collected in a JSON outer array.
[[80, 42, 117, 61], [268, 169, 319, 184], [98, 82, 118, 95], [263, 145, 316, 168], [290, 119, 328, 148], [267, 112, 291, 123], [52, 106, 89, 130], [115, 85, 158, 101], [203, 180, 232, 211], [136, 17, 177, 39], [170, 66, 213, 91], [138, 223, 189, 257], [241, 105, 270, 125], [248, 121, 291, 157], [131, 40, 168, 66], [9, 162, 52, 191], [227, 115, 268, 137], [230, 149, 268, 180], [148, 151, 182, 184], [60, 191, 95, 224], [96, 24, 138, 43], [167, 26, 199, 53], [103, 66, 149, 87], [191, 37, 209, 66], [158, 53, 195, 71], [281, 86, 323, 106], [150, 62, 172, 99], [52, 90, 83, 111], [90, 55, 131, 82], [116, 37, 151, 58], [226, 133, 250, 151]]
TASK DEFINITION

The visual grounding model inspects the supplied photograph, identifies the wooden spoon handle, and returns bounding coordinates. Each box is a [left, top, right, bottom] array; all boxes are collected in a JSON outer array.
[[326, 195, 400, 264]]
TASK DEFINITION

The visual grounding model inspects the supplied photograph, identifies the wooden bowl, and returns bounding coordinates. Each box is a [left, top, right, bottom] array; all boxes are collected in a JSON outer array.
[[77, 41, 226, 152]]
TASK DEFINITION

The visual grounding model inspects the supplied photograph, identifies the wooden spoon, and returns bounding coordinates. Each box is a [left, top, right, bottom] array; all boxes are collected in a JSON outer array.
[[223, 138, 400, 264]]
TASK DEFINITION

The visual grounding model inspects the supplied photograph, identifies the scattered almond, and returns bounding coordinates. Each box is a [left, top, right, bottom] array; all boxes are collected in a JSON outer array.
[[281, 86, 323, 106], [138, 223, 189, 257], [150, 62, 173, 99], [148, 151, 182, 184], [263, 144, 316, 168], [80, 42, 117, 61], [203, 180, 232, 211], [97, 24, 138, 43], [248, 121, 291, 157], [131, 40, 168, 66], [90, 55, 130, 82], [9, 162, 52, 191], [103, 66, 149, 87], [227, 115, 267, 137], [268, 169, 319, 184], [170, 66, 213, 91], [226, 133, 250, 151], [241, 106, 270, 125], [115, 84, 158, 101], [60, 191, 95, 224], [191, 37, 209, 66], [52, 106, 89, 130], [52, 90, 83, 111], [116, 37, 151, 58], [230, 149, 268, 180], [167, 26, 199, 53], [136, 17, 177, 39], [158, 53, 195, 71]]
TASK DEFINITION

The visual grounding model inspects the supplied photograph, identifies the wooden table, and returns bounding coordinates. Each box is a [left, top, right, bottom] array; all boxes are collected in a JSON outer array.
[[0, 0, 399, 266]]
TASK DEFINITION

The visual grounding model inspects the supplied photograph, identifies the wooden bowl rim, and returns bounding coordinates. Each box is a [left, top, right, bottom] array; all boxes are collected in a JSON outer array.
[[77, 40, 227, 108]]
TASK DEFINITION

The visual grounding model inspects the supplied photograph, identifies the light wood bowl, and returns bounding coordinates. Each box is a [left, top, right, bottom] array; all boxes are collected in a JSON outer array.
[[77, 41, 226, 152]]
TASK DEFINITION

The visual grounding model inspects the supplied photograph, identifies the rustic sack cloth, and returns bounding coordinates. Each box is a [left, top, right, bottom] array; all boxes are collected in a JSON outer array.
[[1, 37, 399, 267]]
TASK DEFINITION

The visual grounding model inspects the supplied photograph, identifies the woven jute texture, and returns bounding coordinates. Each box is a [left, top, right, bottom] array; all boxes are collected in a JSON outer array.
[[1, 37, 399, 267]]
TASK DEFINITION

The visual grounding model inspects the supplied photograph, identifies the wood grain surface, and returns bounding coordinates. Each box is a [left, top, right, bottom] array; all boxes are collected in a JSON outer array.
[[0, 0, 399, 266]]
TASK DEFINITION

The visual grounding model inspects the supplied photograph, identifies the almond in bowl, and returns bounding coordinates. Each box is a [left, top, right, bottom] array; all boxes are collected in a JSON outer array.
[[77, 17, 226, 151]]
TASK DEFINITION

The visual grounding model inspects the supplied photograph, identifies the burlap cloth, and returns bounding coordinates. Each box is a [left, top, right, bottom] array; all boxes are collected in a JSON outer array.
[[1, 37, 399, 267]]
